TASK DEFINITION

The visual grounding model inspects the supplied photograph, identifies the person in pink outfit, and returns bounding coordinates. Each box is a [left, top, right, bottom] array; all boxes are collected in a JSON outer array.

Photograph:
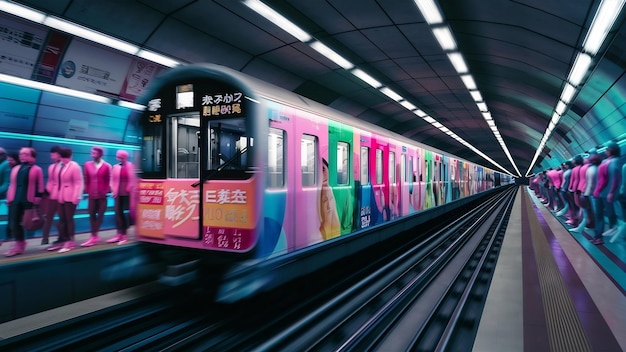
[[56, 147, 84, 253], [81, 147, 112, 247], [108, 150, 136, 245], [5, 147, 44, 257], [42, 146, 62, 247], [591, 142, 622, 244], [567, 155, 582, 224]]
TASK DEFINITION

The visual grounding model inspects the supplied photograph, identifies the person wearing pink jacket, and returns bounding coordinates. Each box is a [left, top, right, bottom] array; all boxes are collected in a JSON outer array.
[[56, 147, 84, 253], [81, 147, 112, 247], [5, 147, 44, 257], [42, 146, 62, 247], [107, 150, 136, 245]]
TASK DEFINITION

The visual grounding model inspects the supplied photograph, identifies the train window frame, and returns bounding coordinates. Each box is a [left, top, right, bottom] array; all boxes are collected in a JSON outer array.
[[337, 141, 349, 185], [401, 153, 406, 182], [268, 127, 285, 189], [360, 146, 369, 185], [389, 151, 396, 183], [301, 134, 318, 187], [375, 148, 383, 185]]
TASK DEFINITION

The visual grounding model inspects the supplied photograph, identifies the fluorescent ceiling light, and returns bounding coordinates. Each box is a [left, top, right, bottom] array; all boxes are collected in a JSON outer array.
[[137, 49, 180, 67], [568, 52, 592, 86], [414, 0, 443, 24], [583, 0, 626, 55], [487, 120, 495, 127], [310, 41, 354, 69], [551, 112, 561, 124], [423, 116, 436, 123], [469, 90, 483, 102], [560, 83, 576, 103], [432, 26, 456, 50], [433, 122, 443, 128], [351, 69, 382, 88], [400, 100, 417, 110], [482, 111, 492, 120], [461, 74, 477, 90], [447, 52, 468, 73], [0, 0, 46, 22], [0, 73, 111, 103], [476, 102, 488, 111], [117, 100, 146, 110], [555, 100, 567, 115], [414, 109, 427, 117], [380, 87, 403, 101], [44, 16, 139, 55], [243, 0, 312, 42]]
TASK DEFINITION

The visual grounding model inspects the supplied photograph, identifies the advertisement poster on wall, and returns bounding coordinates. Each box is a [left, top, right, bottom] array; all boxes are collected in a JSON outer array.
[[0, 13, 47, 79], [119, 58, 162, 102], [55, 38, 132, 96]]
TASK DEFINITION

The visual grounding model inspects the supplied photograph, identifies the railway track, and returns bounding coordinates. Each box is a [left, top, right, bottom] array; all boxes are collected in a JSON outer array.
[[0, 187, 516, 351]]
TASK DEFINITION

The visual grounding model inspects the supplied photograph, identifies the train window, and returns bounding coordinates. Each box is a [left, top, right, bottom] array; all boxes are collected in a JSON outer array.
[[301, 134, 317, 187], [170, 113, 200, 178], [360, 147, 369, 185], [141, 123, 163, 176], [409, 156, 414, 182], [268, 128, 285, 188], [206, 117, 251, 176], [389, 151, 396, 183], [376, 149, 383, 184], [337, 142, 349, 185]]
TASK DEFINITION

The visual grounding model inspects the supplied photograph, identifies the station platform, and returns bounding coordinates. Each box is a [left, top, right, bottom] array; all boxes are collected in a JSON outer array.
[[1, 228, 136, 262], [473, 187, 626, 351]]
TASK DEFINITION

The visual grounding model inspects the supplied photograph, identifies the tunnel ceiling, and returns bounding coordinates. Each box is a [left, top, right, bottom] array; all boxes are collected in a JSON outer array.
[[14, 0, 626, 175]]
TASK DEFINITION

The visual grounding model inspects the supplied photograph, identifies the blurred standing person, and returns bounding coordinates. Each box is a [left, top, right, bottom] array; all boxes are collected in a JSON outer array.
[[5, 147, 44, 257], [3, 151, 20, 243], [108, 150, 136, 245], [81, 146, 111, 247], [0, 147, 9, 200], [42, 146, 62, 246], [56, 147, 83, 253]]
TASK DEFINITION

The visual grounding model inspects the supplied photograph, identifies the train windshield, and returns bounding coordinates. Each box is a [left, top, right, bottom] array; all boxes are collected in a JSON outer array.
[[141, 112, 252, 180], [140, 79, 253, 181], [207, 117, 252, 172]]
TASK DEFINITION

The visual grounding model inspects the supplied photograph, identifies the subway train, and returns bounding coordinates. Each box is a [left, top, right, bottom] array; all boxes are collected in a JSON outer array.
[[135, 63, 511, 262]]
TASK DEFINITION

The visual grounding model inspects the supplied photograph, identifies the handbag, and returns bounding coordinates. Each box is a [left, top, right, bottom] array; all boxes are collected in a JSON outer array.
[[22, 207, 44, 231]]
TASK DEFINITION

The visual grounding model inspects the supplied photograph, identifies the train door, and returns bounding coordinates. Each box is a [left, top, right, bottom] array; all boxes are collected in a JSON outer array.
[[166, 113, 202, 239]]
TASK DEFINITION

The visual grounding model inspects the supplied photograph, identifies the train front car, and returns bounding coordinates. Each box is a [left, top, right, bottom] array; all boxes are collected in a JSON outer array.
[[136, 65, 266, 261]]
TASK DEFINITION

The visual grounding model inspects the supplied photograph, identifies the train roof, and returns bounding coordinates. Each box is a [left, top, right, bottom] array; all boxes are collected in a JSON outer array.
[[139, 63, 503, 173]]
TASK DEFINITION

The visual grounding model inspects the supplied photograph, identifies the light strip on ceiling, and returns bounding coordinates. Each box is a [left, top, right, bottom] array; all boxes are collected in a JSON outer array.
[[243, 0, 312, 42], [43, 16, 139, 55], [583, 0, 626, 55], [0, 0, 181, 68], [525, 0, 625, 176], [0, 73, 112, 104], [432, 26, 457, 50], [351, 69, 383, 88], [309, 41, 354, 70], [414, 0, 444, 24], [137, 49, 180, 68], [244, 0, 516, 176], [0, 0, 45, 22], [415, 1, 520, 176]]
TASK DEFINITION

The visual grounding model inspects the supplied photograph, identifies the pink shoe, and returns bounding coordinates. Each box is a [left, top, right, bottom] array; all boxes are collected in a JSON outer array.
[[107, 234, 123, 243], [81, 236, 100, 247], [58, 241, 75, 253], [5, 241, 26, 257], [117, 235, 128, 245]]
